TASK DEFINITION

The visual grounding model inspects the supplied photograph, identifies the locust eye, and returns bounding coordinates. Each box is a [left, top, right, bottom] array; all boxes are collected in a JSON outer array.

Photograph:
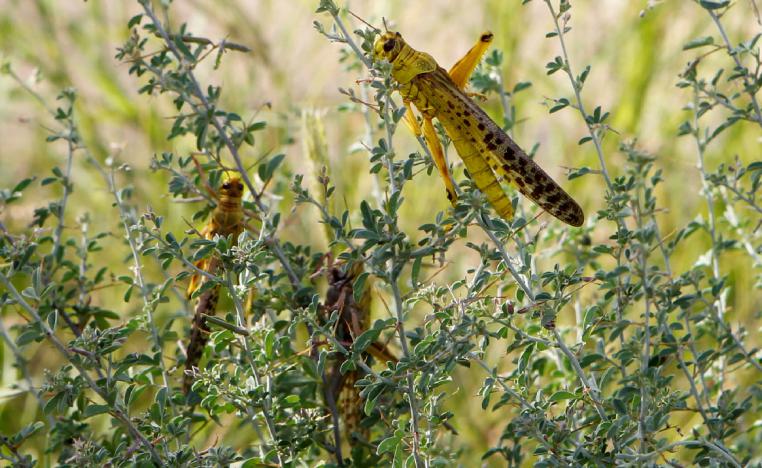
[[237, 183, 244, 191], [222, 182, 231, 189], [383, 38, 396, 52]]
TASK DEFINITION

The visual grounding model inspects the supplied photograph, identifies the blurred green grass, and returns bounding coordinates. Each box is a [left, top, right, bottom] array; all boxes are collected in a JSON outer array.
[[1, 0, 760, 464]]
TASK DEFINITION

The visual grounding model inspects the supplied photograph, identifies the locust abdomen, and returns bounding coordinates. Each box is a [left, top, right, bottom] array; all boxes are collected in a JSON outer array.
[[413, 67, 584, 226]]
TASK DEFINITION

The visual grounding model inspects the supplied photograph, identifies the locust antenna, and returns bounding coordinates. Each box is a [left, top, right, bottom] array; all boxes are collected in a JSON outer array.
[[347, 9, 380, 33], [246, 147, 275, 173], [222, 167, 235, 181], [382, 17, 389, 32]]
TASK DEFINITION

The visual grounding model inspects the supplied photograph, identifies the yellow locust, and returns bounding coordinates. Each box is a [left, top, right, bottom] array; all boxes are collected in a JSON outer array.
[[372, 31, 584, 227], [183, 173, 245, 394]]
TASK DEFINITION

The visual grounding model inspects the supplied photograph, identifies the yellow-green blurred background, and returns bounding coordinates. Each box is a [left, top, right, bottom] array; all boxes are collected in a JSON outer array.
[[1, 0, 760, 464]]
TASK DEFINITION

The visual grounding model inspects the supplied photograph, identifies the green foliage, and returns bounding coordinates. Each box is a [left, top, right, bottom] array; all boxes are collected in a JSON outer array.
[[0, 0, 760, 466]]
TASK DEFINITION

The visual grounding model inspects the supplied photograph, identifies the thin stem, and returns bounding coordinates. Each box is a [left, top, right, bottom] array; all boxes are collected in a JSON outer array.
[[707, 9, 762, 126], [4, 68, 56, 115], [478, 219, 534, 301], [90, 158, 176, 413], [391, 276, 424, 467], [634, 199, 651, 453], [544, 0, 613, 190], [720, 182, 762, 215], [50, 123, 75, 265], [682, 313, 712, 407], [226, 269, 285, 465], [667, 323, 719, 439], [329, 9, 372, 69], [551, 329, 608, 421], [719, 188, 762, 265], [542, 6, 635, 386], [379, 89, 423, 466], [383, 93, 398, 194], [691, 87, 729, 385]]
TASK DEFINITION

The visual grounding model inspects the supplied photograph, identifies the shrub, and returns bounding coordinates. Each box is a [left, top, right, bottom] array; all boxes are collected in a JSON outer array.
[[0, 0, 759, 466]]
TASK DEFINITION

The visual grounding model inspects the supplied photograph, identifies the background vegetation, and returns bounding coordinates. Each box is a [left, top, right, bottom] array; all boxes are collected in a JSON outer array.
[[0, 0, 760, 466]]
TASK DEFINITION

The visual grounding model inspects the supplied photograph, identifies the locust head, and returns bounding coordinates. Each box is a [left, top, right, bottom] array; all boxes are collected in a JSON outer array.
[[219, 174, 244, 202], [373, 31, 437, 84], [373, 31, 404, 64]]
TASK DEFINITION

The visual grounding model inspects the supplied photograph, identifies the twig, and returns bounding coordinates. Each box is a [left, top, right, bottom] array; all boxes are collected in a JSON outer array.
[[225, 269, 286, 465], [706, 8, 762, 127]]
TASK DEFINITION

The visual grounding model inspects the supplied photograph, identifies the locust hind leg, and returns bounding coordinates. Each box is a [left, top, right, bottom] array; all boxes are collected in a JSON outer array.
[[402, 100, 458, 206], [449, 32, 494, 90], [421, 115, 458, 205], [402, 99, 423, 136]]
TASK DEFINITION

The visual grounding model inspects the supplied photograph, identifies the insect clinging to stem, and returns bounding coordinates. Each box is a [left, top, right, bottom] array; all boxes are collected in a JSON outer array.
[[368, 25, 584, 227], [182, 170, 245, 394]]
